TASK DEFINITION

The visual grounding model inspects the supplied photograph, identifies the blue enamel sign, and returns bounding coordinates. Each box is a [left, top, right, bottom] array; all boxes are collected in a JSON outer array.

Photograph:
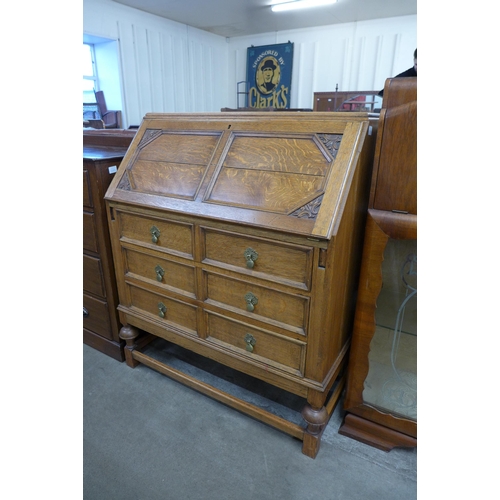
[[246, 42, 294, 109]]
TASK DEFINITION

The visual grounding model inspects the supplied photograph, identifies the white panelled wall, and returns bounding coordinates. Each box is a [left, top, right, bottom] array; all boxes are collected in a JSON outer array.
[[227, 17, 416, 110], [83, 0, 416, 128], [84, 0, 229, 127]]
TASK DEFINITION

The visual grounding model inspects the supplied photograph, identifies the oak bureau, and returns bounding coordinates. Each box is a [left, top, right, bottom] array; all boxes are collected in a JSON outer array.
[[105, 112, 377, 457]]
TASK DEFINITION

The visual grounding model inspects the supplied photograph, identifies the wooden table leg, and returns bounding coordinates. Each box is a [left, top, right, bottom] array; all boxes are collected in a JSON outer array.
[[301, 403, 328, 458], [119, 324, 140, 368]]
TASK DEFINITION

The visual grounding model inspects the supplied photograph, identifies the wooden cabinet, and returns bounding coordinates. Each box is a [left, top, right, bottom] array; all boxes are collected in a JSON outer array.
[[105, 112, 377, 457], [339, 78, 417, 450], [83, 130, 135, 361], [369, 78, 417, 214], [313, 91, 381, 112]]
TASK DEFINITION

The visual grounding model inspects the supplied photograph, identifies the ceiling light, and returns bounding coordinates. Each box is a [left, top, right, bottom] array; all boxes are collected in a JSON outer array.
[[271, 0, 338, 12]]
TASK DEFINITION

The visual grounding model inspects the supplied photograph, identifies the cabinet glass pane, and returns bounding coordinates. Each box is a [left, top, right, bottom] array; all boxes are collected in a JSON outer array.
[[362, 238, 417, 421]]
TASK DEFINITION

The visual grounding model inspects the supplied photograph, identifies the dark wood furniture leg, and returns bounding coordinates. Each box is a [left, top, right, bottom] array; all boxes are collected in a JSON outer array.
[[119, 325, 155, 368], [301, 368, 347, 458]]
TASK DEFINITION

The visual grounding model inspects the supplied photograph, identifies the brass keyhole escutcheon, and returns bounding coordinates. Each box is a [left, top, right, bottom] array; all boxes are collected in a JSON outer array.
[[244, 292, 258, 312], [150, 225, 160, 244], [244, 333, 256, 352], [155, 264, 165, 282], [244, 248, 258, 269], [158, 302, 167, 318]]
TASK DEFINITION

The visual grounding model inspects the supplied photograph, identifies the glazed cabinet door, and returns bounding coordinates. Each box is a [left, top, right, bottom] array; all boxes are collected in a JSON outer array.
[[340, 209, 417, 450]]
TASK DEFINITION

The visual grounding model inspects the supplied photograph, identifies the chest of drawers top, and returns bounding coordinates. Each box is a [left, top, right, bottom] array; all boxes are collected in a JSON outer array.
[[105, 112, 376, 242]]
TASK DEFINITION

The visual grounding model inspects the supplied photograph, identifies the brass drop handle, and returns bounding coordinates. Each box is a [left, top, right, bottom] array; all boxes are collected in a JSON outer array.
[[244, 333, 256, 352], [155, 264, 165, 282], [150, 225, 160, 244], [158, 302, 167, 318], [244, 248, 258, 269], [244, 292, 258, 312]]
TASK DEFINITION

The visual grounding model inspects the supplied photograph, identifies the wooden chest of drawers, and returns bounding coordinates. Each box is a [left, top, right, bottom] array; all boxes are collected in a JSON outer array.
[[105, 112, 377, 457], [83, 130, 135, 360]]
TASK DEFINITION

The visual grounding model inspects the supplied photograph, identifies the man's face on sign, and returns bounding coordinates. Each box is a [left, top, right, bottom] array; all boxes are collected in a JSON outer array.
[[263, 67, 274, 82]]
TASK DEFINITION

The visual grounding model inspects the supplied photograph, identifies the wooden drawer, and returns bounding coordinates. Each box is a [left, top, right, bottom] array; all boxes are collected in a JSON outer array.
[[123, 246, 196, 297], [128, 284, 198, 336], [206, 311, 305, 376], [83, 170, 92, 209], [83, 293, 112, 340], [202, 227, 313, 290], [83, 254, 106, 297], [83, 211, 98, 253], [117, 211, 194, 258], [205, 272, 308, 335]]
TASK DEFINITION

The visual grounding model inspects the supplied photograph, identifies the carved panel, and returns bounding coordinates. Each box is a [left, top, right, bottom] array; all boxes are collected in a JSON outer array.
[[117, 171, 132, 191], [138, 129, 163, 148], [291, 195, 324, 219], [317, 134, 342, 160]]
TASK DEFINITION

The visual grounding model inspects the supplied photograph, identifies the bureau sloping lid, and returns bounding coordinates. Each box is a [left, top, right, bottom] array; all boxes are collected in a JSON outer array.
[[105, 112, 375, 240]]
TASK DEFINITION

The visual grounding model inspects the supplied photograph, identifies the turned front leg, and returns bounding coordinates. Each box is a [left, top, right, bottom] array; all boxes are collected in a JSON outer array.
[[301, 403, 328, 459], [119, 324, 140, 367]]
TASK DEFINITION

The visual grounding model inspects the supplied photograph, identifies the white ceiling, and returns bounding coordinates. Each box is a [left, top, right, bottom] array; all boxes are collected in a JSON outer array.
[[111, 0, 417, 38]]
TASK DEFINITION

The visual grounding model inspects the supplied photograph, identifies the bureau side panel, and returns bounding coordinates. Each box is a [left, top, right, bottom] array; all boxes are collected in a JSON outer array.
[[305, 125, 374, 384]]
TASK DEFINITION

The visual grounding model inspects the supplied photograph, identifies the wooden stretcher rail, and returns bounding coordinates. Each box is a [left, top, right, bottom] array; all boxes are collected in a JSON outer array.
[[130, 347, 347, 450], [131, 349, 306, 440]]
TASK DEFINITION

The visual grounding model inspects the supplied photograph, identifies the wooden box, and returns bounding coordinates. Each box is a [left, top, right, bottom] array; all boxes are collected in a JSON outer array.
[[105, 112, 377, 457]]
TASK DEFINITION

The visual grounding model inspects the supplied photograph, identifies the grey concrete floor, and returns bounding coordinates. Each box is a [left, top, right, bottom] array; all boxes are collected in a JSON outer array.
[[83, 340, 417, 500]]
